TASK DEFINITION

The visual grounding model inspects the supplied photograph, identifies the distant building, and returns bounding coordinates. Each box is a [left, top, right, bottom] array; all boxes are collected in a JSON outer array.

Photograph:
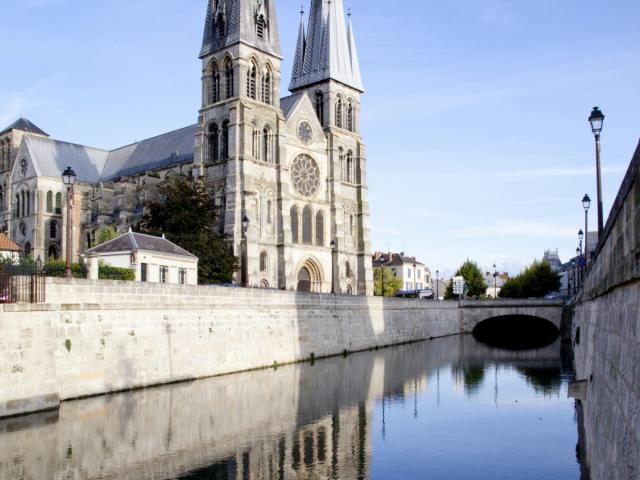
[[0, 233, 20, 262], [432, 278, 448, 300], [84, 230, 198, 285], [543, 249, 563, 271], [373, 252, 432, 293], [484, 271, 510, 298]]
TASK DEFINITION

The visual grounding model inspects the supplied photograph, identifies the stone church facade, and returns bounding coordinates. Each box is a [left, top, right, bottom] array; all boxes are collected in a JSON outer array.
[[0, 0, 373, 295]]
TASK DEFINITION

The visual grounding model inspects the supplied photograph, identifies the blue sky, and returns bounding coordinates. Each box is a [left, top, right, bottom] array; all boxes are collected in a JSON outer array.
[[2, 0, 639, 276]]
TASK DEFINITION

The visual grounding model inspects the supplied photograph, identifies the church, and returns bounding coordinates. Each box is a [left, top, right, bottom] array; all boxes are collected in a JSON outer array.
[[0, 0, 373, 295]]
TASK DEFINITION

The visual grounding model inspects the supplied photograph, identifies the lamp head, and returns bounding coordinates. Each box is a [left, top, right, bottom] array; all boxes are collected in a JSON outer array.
[[582, 194, 591, 211], [589, 107, 604, 136], [62, 166, 77, 186]]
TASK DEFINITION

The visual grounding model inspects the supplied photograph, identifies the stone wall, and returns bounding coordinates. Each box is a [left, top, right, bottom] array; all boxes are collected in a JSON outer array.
[[0, 278, 462, 418], [572, 140, 640, 480]]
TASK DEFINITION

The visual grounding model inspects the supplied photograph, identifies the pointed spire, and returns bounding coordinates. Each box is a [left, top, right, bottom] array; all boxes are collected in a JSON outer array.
[[200, 0, 282, 59], [289, 0, 363, 92], [290, 5, 307, 86], [347, 8, 362, 90]]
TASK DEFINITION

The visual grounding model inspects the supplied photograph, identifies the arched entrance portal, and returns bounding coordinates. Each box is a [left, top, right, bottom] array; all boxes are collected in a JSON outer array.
[[296, 259, 323, 293]]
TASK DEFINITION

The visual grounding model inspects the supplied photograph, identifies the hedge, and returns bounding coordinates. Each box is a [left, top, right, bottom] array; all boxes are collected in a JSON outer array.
[[44, 260, 85, 279], [99, 265, 135, 281]]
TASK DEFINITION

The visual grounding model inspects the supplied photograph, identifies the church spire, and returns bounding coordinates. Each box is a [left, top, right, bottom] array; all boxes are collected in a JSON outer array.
[[289, 0, 363, 92], [291, 5, 306, 85], [200, 0, 282, 59]]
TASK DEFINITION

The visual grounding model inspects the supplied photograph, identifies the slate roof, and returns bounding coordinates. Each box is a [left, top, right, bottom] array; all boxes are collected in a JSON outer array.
[[101, 124, 197, 181], [19, 125, 196, 183], [85, 231, 197, 258], [0, 118, 48, 137], [290, 0, 363, 92], [200, 0, 282, 59], [280, 93, 305, 118], [0, 233, 21, 252], [373, 252, 425, 267]]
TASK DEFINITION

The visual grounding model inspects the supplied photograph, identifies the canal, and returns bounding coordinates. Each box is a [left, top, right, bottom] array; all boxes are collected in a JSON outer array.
[[0, 335, 584, 479]]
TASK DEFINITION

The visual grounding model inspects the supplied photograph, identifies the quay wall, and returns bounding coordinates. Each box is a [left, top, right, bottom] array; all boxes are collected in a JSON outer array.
[[0, 280, 463, 418], [572, 140, 640, 480]]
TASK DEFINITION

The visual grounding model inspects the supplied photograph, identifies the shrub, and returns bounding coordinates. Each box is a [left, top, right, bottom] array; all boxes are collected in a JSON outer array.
[[44, 260, 85, 278], [499, 260, 560, 299], [99, 265, 135, 281]]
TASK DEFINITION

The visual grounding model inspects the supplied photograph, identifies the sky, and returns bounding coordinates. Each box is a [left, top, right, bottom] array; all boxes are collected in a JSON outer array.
[[1, 0, 639, 276]]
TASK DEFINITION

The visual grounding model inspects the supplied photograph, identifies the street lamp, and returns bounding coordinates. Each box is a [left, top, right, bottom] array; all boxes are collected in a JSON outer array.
[[62, 166, 76, 279], [493, 263, 498, 299], [413, 261, 417, 294], [436, 270, 439, 301], [241, 215, 250, 287], [330, 240, 337, 294], [588, 107, 605, 235], [582, 194, 591, 265], [576, 246, 581, 288]]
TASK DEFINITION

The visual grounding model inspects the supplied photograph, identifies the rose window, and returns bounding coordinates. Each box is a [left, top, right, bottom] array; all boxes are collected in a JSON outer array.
[[291, 155, 320, 197]]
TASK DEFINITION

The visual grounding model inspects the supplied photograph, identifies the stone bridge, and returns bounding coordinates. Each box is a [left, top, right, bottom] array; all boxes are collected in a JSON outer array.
[[457, 299, 565, 333]]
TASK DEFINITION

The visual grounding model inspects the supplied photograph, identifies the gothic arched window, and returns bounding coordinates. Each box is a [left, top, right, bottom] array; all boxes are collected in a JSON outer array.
[[346, 100, 354, 132], [291, 205, 299, 243], [46, 191, 53, 213], [14, 194, 19, 219], [208, 123, 219, 162], [315, 91, 324, 126], [247, 62, 257, 100], [260, 251, 268, 272], [346, 261, 352, 278], [21, 191, 26, 217], [48, 244, 58, 260], [262, 67, 272, 104], [222, 120, 229, 159], [256, 15, 266, 39], [315, 210, 324, 246], [251, 123, 259, 158], [210, 64, 220, 104], [302, 205, 313, 245], [55, 193, 62, 214], [262, 126, 271, 163], [346, 151, 354, 183], [335, 96, 343, 128], [225, 59, 234, 98], [49, 220, 57, 239], [26, 191, 31, 216], [266, 199, 272, 224]]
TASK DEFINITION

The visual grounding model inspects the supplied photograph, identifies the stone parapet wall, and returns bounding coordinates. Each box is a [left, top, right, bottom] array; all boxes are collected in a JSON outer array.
[[0, 281, 462, 418], [572, 140, 640, 480]]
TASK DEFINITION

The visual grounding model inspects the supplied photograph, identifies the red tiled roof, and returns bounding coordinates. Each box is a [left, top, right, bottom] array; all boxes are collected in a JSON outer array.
[[0, 234, 20, 252]]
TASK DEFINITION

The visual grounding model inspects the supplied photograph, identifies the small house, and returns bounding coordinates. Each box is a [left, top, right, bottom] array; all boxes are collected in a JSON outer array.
[[84, 230, 198, 285], [0, 233, 21, 262]]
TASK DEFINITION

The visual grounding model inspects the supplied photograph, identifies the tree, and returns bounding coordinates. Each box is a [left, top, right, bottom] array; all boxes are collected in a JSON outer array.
[[499, 260, 560, 299], [444, 259, 487, 299], [373, 267, 402, 297], [142, 175, 238, 284], [96, 227, 119, 246]]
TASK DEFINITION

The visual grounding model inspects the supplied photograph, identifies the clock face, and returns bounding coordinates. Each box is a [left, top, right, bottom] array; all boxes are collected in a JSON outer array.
[[297, 121, 313, 145]]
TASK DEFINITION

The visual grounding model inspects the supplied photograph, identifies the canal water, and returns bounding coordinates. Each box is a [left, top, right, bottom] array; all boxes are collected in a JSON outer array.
[[0, 335, 584, 479]]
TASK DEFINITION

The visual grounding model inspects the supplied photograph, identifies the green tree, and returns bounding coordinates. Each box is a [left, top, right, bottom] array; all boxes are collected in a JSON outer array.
[[142, 176, 238, 284], [444, 259, 488, 299], [499, 260, 560, 299], [373, 267, 402, 297], [96, 227, 119, 246]]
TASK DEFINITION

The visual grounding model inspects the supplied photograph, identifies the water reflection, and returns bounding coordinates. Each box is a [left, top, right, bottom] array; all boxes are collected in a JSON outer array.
[[0, 336, 581, 480]]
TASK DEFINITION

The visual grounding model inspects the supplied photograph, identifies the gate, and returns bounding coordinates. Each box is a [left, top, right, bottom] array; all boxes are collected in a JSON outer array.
[[0, 264, 46, 304]]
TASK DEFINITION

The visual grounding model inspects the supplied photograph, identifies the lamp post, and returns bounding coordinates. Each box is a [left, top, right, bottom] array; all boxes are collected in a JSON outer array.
[[330, 240, 337, 294], [241, 215, 250, 287], [62, 166, 76, 279], [576, 246, 581, 288], [588, 107, 605, 235], [582, 194, 591, 265], [413, 261, 417, 294], [493, 263, 498, 299], [436, 270, 439, 301]]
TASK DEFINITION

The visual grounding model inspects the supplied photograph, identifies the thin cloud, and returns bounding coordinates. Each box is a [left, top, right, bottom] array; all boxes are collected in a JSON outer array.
[[496, 165, 628, 179], [438, 221, 576, 240]]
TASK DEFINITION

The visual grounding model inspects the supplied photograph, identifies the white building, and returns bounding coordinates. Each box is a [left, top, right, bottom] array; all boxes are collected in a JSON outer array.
[[0, 233, 20, 262], [373, 252, 433, 292], [84, 230, 198, 285]]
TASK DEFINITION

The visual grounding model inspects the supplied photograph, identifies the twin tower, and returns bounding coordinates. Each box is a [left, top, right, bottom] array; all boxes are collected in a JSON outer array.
[[195, 0, 373, 295]]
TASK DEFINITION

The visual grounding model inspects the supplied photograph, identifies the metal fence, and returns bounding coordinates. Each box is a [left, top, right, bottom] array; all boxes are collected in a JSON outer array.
[[0, 265, 46, 304]]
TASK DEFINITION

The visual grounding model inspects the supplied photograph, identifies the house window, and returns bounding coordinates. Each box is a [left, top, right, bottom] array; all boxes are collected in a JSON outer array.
[[417, 270, 421, 280], [406, 282, 412, 291], [159, 266, 169, 284], [179, 268, 187, 285], [141, 263, 148, 282], [407, 269, 412, 278]]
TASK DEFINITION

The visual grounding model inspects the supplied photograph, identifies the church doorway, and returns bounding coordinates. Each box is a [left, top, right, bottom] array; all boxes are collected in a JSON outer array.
[[296, 258, 323, 293]]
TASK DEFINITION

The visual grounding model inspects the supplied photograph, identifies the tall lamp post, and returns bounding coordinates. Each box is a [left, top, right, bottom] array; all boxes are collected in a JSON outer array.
[[241, 215, 250, 287], [582, 194, 591, 265], [588, 107, 605, 235], [436, 270, 439, 301], [62, 167, 76, 279], [493, 263, 498, 299], [330, 240, 337, 294], [576, 246, 582, 287]]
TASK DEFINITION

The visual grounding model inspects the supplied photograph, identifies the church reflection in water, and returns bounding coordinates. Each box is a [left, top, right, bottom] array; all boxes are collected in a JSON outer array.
[[0, 336, 572, 480]]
